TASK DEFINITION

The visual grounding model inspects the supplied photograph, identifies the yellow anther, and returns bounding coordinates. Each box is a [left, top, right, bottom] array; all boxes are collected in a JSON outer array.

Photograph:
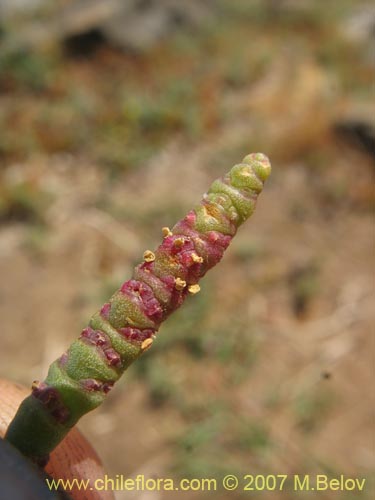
[[162, 227, 172, 238], [31, 380, 40, 390], [174, 237, 185, 247], [143, 250, 155, 262], [188, 284, 201, 294], [141, 338, 153, 351], [175, 277, 187, 291], [191, 253, 203, 264]]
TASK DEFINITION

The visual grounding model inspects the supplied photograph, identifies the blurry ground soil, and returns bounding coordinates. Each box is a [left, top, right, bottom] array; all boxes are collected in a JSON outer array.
[[0, 2, 374, 499]]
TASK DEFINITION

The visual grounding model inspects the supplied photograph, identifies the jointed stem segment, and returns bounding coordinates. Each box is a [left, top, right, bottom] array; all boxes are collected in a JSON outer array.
[[5, 153, 271, 464]]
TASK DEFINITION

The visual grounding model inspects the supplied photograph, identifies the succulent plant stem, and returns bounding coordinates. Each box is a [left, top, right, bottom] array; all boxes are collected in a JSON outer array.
[[5, 153, 271, 465]]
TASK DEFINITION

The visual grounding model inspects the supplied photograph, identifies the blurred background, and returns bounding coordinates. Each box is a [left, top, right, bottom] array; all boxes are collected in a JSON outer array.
[[0, 1, 374, 499]]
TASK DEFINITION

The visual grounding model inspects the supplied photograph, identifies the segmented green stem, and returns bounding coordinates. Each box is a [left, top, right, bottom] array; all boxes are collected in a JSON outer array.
[[5, 153, 271, 464]]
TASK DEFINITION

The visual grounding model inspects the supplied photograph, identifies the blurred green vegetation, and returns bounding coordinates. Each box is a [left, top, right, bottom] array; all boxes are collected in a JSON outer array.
[[293, 388, 335, 434], [0, 0, 369, 174], [0, 178, 52, 224]]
